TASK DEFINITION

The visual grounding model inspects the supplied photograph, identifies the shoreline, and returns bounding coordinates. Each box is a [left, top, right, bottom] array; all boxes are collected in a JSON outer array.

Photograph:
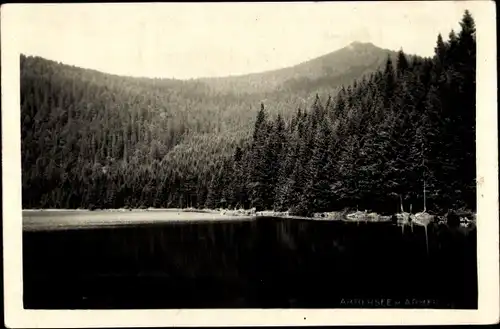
[[21, 207, 476, 225]]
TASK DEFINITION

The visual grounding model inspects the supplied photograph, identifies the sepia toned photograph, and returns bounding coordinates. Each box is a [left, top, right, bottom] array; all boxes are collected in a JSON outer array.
[[2, 1, 499, 327]]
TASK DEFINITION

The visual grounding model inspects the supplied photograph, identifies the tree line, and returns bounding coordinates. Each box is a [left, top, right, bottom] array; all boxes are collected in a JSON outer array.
[[21, 11, 476, 215]]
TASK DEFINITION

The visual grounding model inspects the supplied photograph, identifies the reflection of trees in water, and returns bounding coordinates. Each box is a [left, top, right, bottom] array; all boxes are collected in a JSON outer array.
[[277, 220, 297, 250], [23, 218, 477, 309]]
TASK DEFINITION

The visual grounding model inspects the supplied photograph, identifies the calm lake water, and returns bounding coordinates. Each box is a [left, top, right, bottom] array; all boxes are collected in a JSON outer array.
[[23, 211, 477, 309]]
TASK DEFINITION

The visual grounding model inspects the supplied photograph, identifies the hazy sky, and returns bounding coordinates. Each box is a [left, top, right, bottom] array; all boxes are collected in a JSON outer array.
[[13, 2, 482, 79]]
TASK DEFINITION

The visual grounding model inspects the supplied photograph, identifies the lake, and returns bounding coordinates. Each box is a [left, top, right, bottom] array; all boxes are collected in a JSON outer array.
[[23, 210, 477, 309]]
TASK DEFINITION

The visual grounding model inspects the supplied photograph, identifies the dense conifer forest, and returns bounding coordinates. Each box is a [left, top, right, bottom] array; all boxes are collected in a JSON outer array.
[[21, 11, 476, 215]]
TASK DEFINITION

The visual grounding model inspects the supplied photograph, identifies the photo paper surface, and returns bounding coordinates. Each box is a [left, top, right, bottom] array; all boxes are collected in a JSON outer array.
[[2, 1, 498, 327]]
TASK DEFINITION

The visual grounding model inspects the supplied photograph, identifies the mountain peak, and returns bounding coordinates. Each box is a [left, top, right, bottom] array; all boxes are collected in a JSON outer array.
[[347, 41, 377, 49]]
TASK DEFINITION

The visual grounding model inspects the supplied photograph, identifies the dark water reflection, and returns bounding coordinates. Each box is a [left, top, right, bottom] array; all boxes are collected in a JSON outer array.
[[23, 217, 477, 309]]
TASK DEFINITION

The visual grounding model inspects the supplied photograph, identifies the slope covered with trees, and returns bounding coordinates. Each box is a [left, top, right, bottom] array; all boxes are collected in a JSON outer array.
[[208, 10, 476, 215], [21, 11, 475, 214], [21, 40, 393, 209]]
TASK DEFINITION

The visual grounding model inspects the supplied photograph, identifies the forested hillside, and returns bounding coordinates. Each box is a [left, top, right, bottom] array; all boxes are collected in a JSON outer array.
[[21, 11, 475, 214], [208, 11, 476, 215]]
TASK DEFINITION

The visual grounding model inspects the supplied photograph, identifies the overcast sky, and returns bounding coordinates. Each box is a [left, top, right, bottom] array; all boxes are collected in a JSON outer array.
[[12, 2, 482, 79]]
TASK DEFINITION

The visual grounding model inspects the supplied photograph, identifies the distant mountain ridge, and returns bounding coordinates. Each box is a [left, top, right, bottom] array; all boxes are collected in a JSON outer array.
[[196, 41, 399, 94], [22, 41, 401, 97]]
